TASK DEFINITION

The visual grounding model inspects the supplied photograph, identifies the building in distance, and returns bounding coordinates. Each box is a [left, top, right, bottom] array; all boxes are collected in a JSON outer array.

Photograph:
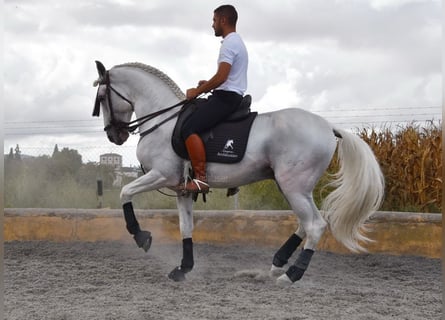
[[100, 153, 122, 169]]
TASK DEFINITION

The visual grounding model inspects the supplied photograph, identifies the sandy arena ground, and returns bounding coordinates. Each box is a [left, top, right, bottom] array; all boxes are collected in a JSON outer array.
[[4, 240, 442, 320]]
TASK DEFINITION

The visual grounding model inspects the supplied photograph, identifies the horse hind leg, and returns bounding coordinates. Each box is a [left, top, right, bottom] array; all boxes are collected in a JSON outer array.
[[275, 192, 327, 285], [270, 225, 306, 277]]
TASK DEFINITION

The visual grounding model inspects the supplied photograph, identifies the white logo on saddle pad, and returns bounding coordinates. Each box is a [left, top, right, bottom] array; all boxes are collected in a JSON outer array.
[[218, 139, 238, 158], [224, 139, 234, 150]]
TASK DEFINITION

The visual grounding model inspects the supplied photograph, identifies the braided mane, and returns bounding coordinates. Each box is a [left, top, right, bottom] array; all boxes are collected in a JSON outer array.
[[114, 62, 185, 100]]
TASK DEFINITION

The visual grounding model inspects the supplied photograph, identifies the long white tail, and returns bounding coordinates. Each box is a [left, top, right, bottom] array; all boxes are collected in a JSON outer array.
[[321, 128, 385, 252]]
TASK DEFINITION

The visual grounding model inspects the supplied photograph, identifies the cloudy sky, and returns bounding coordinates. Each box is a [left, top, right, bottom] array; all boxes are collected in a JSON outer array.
[[4, 0, 442, 165]]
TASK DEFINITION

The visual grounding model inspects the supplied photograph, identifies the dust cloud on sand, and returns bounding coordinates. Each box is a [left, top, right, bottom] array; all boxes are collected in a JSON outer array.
[[5, 241, 441, 320]]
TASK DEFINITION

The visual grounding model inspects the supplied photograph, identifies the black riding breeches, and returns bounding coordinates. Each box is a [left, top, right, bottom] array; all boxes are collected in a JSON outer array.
[[181, 90, 243, 139]]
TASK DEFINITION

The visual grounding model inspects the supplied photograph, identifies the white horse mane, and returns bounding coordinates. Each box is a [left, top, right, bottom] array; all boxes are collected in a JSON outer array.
[[114, 62, 186, 100]]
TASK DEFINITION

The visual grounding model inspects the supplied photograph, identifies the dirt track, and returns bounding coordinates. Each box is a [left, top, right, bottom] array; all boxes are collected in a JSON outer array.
[[4, 241, 441, 320]]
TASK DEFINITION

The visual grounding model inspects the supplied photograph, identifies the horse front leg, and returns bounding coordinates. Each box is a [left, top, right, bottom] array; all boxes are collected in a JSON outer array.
[[168, 194, 195, 282], [123, 202, 152, 252], [120, 169, 170, 252]]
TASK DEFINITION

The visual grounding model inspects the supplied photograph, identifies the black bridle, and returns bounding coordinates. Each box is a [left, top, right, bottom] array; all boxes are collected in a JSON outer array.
[[93, 70, 188, 136]]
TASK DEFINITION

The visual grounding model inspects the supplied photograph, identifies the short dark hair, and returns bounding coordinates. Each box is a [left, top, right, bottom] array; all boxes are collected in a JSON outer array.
[[214, 5, 238, 26]]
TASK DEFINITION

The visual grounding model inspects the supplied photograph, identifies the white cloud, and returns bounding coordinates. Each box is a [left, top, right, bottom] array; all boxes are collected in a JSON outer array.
[[369, 0, 434, 10], [255, 68, 303, 113]]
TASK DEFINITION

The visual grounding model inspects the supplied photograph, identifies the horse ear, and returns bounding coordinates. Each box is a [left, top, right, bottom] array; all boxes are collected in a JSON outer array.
[[95, 60, 106, 78]]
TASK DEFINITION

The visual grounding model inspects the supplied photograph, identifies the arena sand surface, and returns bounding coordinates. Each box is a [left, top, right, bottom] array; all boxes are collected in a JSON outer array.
[[4, 241, 441, 320]]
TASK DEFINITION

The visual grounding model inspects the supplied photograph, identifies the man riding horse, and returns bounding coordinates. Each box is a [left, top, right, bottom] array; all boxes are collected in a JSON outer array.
[[181, 4, 248, 194]]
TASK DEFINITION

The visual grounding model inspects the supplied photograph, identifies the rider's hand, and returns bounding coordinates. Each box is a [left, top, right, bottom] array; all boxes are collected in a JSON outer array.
[[186, 88, 200, 100]]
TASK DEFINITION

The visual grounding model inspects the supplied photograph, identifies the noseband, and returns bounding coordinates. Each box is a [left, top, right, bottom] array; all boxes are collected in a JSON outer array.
[[93, 70, 188, 135]]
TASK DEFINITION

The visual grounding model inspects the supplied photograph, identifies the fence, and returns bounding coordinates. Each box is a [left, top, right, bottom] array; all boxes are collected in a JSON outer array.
[[4, 208, 442, 258]]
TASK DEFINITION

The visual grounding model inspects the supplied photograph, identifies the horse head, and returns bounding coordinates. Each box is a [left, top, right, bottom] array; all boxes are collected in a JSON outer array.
[[93, 61, 133, 145]]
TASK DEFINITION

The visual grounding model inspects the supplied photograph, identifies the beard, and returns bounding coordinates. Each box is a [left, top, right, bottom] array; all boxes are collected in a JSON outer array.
[[214, 28, 222, 37]]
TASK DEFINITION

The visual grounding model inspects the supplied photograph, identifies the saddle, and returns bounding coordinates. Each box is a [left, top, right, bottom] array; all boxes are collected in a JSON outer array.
[[171, 95, 257, 164]]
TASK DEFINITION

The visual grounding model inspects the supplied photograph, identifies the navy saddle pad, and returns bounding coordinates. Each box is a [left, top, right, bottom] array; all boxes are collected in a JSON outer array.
[[171, 97, 257, 164]]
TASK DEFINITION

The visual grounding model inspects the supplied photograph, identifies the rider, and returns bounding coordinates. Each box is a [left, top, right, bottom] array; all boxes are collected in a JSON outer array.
[[181, 4, 248, 193]]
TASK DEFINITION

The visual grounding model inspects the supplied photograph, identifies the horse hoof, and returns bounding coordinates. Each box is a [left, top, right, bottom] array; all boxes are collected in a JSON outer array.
[[134, 230, 152, 252], [269, 264, 285, 277], [276, 274, 293, 286], [168, 266, 186, 282]]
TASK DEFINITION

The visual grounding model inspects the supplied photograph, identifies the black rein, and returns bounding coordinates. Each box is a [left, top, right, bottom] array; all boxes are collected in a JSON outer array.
[[128, 99, 188, 135]]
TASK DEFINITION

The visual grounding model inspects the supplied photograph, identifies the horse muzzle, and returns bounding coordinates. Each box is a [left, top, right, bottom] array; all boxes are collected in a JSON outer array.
[[105, 126, 129, 145]]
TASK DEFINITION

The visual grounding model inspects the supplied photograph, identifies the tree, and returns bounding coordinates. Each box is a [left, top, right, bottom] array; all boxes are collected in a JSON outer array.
[[50, 147, 83, 180], [14, 144, 21, 160], [52, 144, 59, 157]]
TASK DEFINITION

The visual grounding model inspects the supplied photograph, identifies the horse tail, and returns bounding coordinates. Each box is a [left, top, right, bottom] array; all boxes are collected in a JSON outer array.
[[321, 128, 384, 252]]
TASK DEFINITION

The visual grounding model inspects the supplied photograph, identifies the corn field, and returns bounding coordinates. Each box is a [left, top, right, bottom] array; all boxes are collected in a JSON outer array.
[[245, 122, 442, 213], [356, 122, 442, 212]]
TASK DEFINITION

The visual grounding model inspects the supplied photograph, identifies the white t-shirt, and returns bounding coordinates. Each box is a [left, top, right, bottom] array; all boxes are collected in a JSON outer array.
[[216, 32, 248, 95]]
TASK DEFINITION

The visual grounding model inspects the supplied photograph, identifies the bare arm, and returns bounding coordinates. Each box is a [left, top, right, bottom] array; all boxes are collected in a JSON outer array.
[[186, 62, 231, 99]]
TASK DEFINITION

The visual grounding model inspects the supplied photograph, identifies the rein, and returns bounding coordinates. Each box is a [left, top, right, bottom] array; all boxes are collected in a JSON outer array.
[[129, 99, 187, 136], [94, 70, 189, 136]]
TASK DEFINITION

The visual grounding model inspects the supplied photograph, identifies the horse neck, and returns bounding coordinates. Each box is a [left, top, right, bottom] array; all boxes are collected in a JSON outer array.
[[112, 67, 183, 119]]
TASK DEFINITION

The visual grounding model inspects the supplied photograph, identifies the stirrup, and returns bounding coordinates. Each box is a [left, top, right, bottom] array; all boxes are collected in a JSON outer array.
[[186, 179, 209, 193]]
